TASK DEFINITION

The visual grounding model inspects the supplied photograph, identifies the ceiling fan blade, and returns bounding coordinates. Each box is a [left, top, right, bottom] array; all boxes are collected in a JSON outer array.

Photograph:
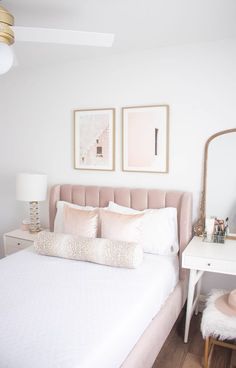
[[13, 26, 114, 47]]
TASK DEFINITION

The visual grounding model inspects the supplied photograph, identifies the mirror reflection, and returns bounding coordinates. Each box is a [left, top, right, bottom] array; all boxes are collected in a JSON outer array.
[[206, 132, 236, 234]]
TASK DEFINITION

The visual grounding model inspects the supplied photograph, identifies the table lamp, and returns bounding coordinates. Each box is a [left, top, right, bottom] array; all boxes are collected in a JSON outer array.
[[16, 173, 47, 233]]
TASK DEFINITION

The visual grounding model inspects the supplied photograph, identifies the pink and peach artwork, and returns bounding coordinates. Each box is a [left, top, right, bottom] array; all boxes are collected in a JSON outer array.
[[74, 109, 114, 170], [80, 124, 109, 167], [123, 105, 168, 173], [127, 111, 158, 167]]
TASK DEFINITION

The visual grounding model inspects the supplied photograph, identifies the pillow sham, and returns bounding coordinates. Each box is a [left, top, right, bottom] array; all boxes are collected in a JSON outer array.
[[54, 201, 96, 233], [63, 205, 98, 238], [35, 231, 143, 269], [100, 209, 143, 243], [107, 201, 178, 255]]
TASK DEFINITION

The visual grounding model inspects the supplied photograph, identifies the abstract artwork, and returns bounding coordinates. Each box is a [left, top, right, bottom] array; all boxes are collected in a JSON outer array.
[[122, 105, 169, 173], [74, 108, 115, 170]]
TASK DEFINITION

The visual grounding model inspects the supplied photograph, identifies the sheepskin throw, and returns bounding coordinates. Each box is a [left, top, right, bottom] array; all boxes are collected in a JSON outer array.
[[34, 231, 143, 269], [201, 289, 236, 340]]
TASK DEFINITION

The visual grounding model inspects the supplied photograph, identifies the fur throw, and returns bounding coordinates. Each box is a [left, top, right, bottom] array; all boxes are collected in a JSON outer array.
[[201, 289, 236, 340]]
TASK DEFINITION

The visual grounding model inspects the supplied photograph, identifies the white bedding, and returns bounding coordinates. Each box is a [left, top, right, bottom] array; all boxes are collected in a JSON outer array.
[[0, 247, 179, 368]]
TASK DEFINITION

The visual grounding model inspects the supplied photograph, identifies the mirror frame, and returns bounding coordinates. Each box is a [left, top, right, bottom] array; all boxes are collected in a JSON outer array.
[[194, 128, 236, 238]]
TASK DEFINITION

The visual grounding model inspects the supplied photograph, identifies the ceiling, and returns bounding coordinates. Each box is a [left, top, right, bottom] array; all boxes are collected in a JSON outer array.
[[2, 0, 236, 68]]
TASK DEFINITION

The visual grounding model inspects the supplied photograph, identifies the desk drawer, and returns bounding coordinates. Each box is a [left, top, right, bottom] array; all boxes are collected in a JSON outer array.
[[183, 255, 236, 275], [4, 237, 33, 256]]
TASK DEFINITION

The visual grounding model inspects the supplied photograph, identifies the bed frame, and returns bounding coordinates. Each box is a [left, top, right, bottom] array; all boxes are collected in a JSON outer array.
[[49, 184, 192, 368]]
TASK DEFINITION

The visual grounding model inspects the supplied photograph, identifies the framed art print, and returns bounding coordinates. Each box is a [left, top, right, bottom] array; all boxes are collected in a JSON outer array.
[[74, 108, 115, 171], [122, 105, 169, 173]]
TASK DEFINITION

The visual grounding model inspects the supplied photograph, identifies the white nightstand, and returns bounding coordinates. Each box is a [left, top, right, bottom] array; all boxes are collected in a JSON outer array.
[[3, 229, 40, 256], [182, 236, 236, 343]]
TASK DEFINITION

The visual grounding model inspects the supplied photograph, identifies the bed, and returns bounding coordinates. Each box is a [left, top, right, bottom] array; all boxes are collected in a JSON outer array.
[[0, 185, 192, 368]]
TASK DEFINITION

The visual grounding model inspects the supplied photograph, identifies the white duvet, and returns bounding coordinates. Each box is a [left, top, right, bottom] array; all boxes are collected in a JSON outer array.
[[0, 247, 179, 368]]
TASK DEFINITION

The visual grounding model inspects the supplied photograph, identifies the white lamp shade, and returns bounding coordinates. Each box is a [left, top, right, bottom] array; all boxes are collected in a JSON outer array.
[[0, 43, 14, 75], [16, 173, 47, 202]]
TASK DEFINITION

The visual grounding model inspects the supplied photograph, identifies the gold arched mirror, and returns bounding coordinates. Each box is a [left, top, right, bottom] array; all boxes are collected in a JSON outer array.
[[194, 128, 236, 239]]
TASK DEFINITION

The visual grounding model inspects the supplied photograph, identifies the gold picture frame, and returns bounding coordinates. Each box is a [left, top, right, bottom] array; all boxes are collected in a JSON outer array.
[[122, 105, 169, 173], [74, 108, 115, 171]]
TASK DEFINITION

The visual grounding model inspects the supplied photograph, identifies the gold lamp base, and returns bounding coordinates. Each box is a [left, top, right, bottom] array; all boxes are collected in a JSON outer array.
[[29, 201, 42, 233], [0, 5, 14, 45]]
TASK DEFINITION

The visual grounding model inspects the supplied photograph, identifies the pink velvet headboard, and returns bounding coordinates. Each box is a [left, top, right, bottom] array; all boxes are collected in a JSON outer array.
[[49, 185, 192, 276]]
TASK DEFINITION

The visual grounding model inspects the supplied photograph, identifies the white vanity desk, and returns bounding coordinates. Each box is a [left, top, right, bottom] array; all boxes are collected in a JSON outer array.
[[182, 236, 236, 343]]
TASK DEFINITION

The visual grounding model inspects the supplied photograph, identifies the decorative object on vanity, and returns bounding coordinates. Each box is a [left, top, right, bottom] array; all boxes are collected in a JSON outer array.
[[16, 173, 47, 233], [203, 217, 229, 244], [194, 128, 236, 238], [0, 4, 114, 75], [122, 105, 169, 173], [74, 108, 115, 171], [201, 289, 236, 368]]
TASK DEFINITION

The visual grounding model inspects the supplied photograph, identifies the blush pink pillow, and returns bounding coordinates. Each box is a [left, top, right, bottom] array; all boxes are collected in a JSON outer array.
[[63, 205, 98, 238], [100, 209, 143, 243]]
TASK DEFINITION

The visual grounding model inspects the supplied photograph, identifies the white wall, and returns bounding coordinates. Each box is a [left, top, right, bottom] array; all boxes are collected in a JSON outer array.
[[0, 39, 236, 291]]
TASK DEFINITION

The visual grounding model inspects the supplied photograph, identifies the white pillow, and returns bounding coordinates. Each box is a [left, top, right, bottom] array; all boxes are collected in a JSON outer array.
[[35, 231, 143, 269], [54, 201, 97, 233], [108, 201, 179, 255]]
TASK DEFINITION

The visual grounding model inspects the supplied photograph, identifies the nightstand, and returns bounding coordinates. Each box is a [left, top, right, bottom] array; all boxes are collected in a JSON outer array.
[[3, 229, 40, 256], [182, 236, 236, 343]]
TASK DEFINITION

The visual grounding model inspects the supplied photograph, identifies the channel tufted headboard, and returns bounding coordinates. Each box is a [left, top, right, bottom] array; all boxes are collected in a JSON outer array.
[[49, 184, 192, 275]]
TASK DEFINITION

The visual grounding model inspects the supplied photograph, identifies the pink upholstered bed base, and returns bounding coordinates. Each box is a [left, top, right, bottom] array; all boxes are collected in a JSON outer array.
[[49, 184, 192, 367], [121, 279, 188, 368]]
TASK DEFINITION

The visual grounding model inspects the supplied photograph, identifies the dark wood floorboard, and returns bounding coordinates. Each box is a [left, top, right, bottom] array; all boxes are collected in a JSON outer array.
[[152, 312, 233, 368]]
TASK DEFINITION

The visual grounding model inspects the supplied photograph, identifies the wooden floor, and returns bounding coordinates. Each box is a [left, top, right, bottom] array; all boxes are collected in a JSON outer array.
[[152, 312, 235, 368]]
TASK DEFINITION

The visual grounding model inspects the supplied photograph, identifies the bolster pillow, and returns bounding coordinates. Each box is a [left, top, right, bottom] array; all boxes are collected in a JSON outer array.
[[34, 231, 143, 269]]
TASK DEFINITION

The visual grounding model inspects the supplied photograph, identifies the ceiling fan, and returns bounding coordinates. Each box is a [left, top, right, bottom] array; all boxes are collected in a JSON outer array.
[[0, 4, 115, 75]]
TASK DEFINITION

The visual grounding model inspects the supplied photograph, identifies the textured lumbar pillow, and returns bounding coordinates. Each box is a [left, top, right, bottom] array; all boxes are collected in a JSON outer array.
[[34, 231, 143, 269]]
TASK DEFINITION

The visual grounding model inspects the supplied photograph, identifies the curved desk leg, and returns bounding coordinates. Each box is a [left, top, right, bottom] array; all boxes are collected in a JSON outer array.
[[184, 269, 204, 343], [195, 276, 202, 315]]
